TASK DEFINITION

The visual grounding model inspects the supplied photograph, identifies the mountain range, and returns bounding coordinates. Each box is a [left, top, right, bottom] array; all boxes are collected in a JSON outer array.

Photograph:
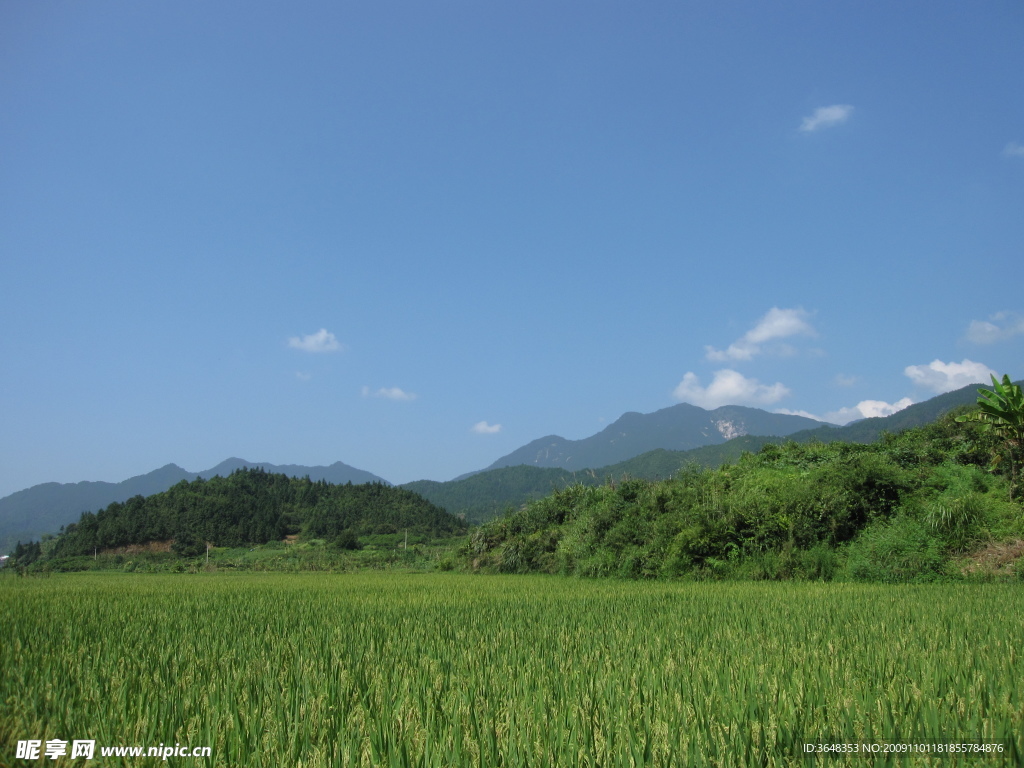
[[405, 384, 989, 522], [0, 383, 993, 553], [469, 404, 825, 476]]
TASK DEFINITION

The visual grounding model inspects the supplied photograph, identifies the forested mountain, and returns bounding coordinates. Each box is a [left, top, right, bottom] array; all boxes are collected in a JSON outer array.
[[45, 469, 464, 559], [475, 404, 825, 475], [0, 459, 386, 554]]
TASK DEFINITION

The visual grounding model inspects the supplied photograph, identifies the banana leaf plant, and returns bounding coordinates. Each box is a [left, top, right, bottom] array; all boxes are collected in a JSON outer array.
[[957, 374, 1024, 499]]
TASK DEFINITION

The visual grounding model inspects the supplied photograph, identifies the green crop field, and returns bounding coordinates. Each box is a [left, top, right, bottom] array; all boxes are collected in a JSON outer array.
[[2, 573, 1022, 767]]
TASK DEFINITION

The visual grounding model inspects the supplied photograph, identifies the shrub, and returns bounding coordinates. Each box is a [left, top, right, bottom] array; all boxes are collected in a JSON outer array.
[[845, 515, 947, 583], [332, 530, 362, 551], [811, 453, 914, 544], [171, 530, 206, 558]]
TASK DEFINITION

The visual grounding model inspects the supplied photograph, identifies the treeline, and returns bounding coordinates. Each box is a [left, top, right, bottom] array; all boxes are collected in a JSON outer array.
[[464, 407, 1024, 582], [46, 469, 466, 558]]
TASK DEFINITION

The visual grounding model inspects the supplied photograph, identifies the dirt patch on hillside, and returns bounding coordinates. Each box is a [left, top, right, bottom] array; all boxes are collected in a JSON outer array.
[[284, 535, 299, 545], [101, 540, 174, 556], [961, 539, 1024, 578]]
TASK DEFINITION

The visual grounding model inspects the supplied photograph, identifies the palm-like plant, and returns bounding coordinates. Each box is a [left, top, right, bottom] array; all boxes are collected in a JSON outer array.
[[957, 374, 1024, 498]]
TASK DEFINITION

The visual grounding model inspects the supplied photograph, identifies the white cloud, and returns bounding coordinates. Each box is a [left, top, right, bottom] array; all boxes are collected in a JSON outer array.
[[800, 104, 854, 132], [857, 398, 914, 418], [1003, 142, 1024, 159], [779, 397, 915, 425], [904, 359, 996, 394], [672, 369, 790, 409], [705, 345, 757, 363], [774, 408, 824, 421], [471, 421, 502, 434], [834, 373, 858, 387], [705, 307, 816, 362], [821, 398, 915, 425], [966, 312, 1024, 344], [361, 386, 417, 401], [746, 307, 815, 343], [799, 358, 997, 426], [288, 328, 341, 353], [295, 372, 312, 382]]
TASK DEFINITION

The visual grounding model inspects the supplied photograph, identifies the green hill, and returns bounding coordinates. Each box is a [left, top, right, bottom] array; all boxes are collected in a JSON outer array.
[[41, 469, 465, 560], [463, 409, 1022, 582]]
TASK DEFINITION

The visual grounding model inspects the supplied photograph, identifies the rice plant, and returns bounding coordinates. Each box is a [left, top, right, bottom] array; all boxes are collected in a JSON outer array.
[[2, 573, 1022, 766]]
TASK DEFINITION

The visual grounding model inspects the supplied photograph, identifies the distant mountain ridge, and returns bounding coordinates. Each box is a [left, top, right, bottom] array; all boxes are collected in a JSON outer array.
[[405, 383, 995, 522], [197, 459, 386, 487], [2, 381, 1005, 552], [0, 459, 386, 554], [475, 403, 826, 475]]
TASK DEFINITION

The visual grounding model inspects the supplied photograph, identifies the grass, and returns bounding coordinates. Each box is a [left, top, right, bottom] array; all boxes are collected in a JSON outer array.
[[2, 573, 1023, 766], [30, 534, 468, 574]]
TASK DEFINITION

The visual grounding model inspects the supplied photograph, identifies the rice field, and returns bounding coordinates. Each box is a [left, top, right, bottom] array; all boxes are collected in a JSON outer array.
[[1, 573, 1022, 767]]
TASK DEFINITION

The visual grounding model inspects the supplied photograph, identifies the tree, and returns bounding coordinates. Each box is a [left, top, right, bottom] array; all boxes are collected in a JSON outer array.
[[332, 529, 362, 551], [172, 529, 206, 558], [957, 374, 1024, 498], [10, 540, 42, 567]]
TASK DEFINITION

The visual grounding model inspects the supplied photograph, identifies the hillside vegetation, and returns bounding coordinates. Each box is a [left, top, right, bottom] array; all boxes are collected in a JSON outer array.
[[463, 407, 1024, 582], [17, 469, 465, 565]]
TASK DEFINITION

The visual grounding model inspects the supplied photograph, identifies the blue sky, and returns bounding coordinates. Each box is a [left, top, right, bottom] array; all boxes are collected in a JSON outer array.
[[1, 1, 1022, 497]]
